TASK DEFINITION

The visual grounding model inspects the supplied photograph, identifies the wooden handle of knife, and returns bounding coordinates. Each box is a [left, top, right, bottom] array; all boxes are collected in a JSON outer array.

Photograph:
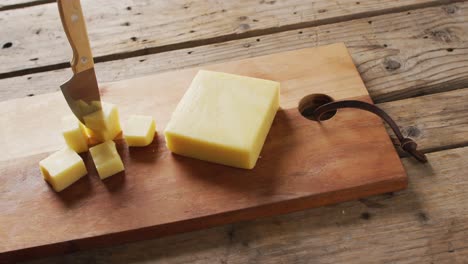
[[57, 0, 94, 73]]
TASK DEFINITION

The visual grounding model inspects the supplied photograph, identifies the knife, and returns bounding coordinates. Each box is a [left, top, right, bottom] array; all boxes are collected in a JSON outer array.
[[58, 0, 102, 128]]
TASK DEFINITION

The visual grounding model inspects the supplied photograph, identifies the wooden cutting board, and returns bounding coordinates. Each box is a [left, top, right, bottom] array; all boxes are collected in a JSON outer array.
[[0, 43, 407, 262]]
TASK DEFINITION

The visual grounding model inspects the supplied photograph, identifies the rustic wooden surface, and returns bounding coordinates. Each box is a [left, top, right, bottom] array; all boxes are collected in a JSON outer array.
[[0, 0, 460, 76], [0, 0, 467, 263]]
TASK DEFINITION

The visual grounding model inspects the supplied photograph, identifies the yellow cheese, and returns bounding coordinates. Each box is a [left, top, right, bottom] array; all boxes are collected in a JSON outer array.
[[61, 115, 88, 153], [89, 140, 125, 179], [83, 126, 105, 146], [39, 147, 87, 192], [83, 102, 122, 142], [164, 70, 280, 169], [123, 115, 156, 147]]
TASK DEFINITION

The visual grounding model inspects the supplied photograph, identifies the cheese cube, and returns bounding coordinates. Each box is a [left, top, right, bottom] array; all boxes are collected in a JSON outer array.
[[123, 115, 156, 147], [83, 126, 105, 146], [164, 70, 280, 169], [89, 141, 124, 179], [83, 102, 122, 142], [39, 147, 87, 192], [61, 115, 88, 153]]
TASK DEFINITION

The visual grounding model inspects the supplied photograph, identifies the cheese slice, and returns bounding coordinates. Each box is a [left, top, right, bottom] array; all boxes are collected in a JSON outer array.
[[123, 115, 156, 147], [164, 70, 280, 169], [39, 147, 87, 192], [83, 102, 122, 142], [61, 115, 88, 153], [89, 140, 124, 179]]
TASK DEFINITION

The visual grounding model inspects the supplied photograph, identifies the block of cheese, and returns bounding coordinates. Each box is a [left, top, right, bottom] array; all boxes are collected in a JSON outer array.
[[61, 115, 88, 153], [83, 102, 122, 142], [89, 140, 125, 179], [123, 115, 156, 147], [39, 147, 87, 192], [164, 70, 280, 169]]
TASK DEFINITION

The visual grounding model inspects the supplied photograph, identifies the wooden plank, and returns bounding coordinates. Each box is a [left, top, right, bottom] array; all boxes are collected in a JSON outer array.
[[0, 0, 53, 11], [0, 44, 408, 262], [21, 146, 468, 264], [1, 2, 467, 102], [379, 88, 468, 153], [1, 0, 48, 5], [0, 0, 461, 76]]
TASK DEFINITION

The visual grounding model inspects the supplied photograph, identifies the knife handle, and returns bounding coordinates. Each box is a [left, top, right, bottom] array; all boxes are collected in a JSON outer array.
[[58, 0, 94, 74]]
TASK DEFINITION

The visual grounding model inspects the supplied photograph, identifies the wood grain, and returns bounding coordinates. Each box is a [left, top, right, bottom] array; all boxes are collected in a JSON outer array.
[[0, 44, 408, 262], [0, 0, 461, 76], [1, 2, 466, 103], [23, 146, 468, 264]]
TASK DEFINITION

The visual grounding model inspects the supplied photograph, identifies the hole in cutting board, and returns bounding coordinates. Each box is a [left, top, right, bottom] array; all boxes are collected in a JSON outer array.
[[298, 94, 336, 121]]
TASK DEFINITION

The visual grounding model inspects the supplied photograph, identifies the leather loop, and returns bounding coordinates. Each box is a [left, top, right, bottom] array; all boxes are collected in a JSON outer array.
[[313, 100, 428, 163]]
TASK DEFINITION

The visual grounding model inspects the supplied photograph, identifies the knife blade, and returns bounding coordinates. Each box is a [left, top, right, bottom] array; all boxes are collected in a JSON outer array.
[[58, 0, 102, 127]]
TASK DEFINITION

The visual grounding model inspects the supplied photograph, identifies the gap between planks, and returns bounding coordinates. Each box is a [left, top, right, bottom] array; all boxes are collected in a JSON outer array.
[[398, 140, 468, 159], [0, 0, 54, 12], [0, 0, 465, 79], [379, 87, 468, 157], [415, 141, 468, 156]]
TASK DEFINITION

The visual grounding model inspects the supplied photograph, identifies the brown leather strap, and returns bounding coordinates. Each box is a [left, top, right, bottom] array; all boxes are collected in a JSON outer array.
[[313, 100, 428, 163]]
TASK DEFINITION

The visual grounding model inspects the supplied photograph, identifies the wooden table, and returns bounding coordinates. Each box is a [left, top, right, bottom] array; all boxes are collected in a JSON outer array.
[[1, 0, 467, 263]]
